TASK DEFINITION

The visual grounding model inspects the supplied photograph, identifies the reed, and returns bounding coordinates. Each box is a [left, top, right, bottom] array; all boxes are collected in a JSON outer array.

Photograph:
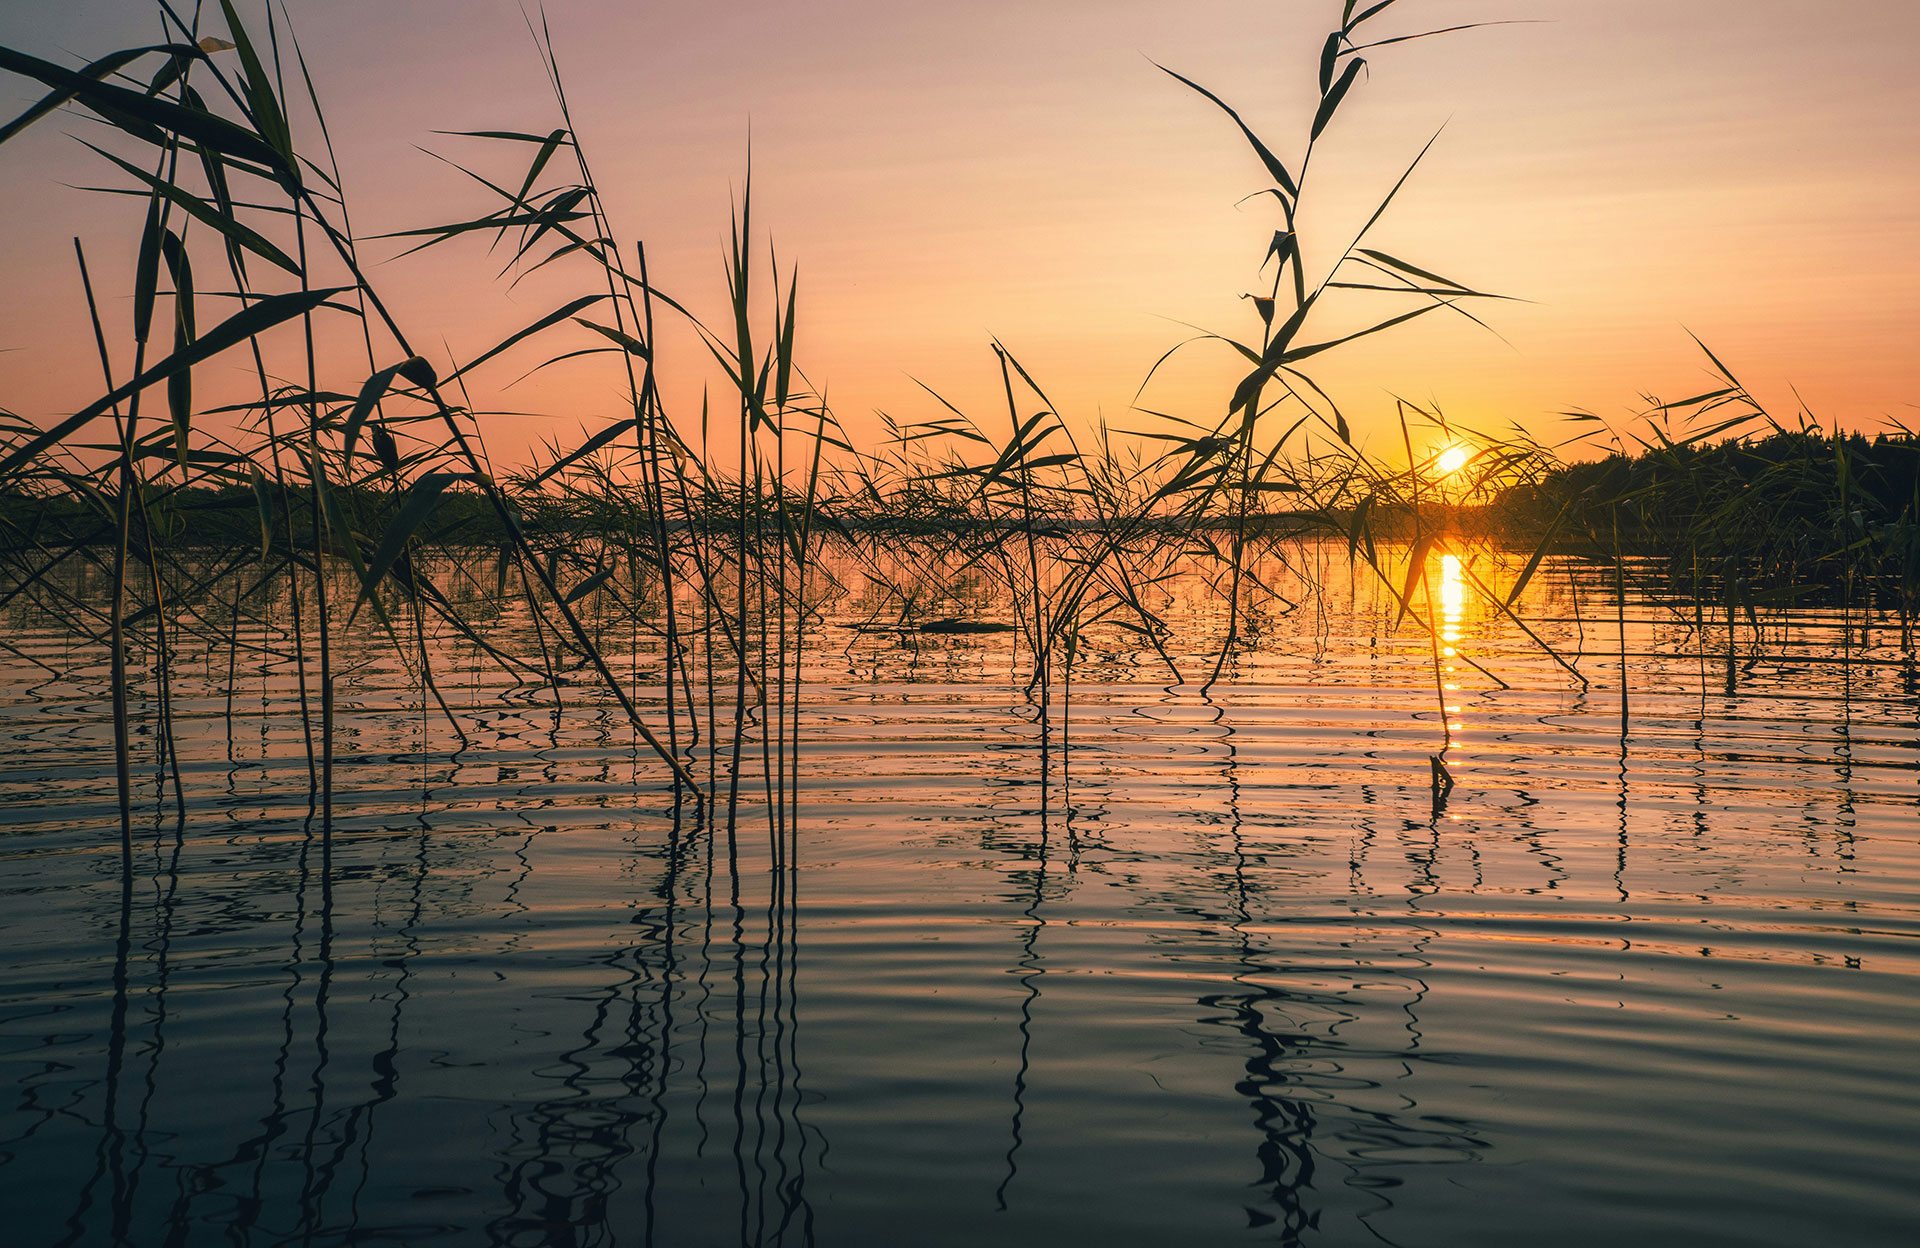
[[3, 0, 1894, 844]]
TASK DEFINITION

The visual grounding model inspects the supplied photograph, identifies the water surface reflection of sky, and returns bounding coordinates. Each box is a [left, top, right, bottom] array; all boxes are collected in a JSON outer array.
[[0, 547, 1916, 1245]]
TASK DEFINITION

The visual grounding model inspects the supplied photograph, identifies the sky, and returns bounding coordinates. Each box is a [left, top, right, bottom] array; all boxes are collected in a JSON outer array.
[[1, 0, 1917, 468]]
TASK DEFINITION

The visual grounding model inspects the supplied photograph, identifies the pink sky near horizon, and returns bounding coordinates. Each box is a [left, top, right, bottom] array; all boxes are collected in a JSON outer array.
[[1, 0, 1916, 469]]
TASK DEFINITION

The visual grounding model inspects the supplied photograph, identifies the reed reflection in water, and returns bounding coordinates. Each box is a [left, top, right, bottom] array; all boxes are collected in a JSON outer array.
[[2, 545, 1918, 1247]]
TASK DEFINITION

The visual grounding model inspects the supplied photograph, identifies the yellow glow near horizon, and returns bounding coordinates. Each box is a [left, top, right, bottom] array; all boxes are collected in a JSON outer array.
[[1436, 446, 1470, 475]]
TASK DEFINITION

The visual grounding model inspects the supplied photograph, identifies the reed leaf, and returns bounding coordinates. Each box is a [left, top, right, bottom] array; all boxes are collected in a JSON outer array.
[[159, 229, 194, 467], [0, 45, 291, 175], [83, 142, 300, 274], [214, 0, 293, 168], [1313, 58, 1365, 139], [0, 44, 199, 145], [1153, 61, 1298, 201], [450, 294, 608, 379], [353, 472, 486, 619], [0, 286, 347, 481], [527, 418, 640, 487], [572, 316, 650, 360]]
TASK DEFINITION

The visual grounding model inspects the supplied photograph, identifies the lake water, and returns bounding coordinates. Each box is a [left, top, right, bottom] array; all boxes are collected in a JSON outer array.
[[2, 543, 1916, 1246]]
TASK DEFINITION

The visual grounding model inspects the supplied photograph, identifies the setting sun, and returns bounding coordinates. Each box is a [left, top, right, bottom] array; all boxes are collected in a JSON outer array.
[[1436, 445, 1470, 475]]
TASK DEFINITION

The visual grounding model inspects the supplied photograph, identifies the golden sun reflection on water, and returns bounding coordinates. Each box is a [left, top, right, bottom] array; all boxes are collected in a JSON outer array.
[[1441, 553, 1467, 737]]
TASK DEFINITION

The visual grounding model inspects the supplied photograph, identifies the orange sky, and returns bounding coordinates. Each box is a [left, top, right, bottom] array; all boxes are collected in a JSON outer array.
[[2, 0, 1916, 469]]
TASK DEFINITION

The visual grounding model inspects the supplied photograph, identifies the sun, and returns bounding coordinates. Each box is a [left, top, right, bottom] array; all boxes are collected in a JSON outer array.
[[1435, 445, 1470, 475]]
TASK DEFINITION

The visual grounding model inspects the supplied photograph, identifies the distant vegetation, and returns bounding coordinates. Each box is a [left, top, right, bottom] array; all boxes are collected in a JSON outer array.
[[1503, 377, 1919, 624]]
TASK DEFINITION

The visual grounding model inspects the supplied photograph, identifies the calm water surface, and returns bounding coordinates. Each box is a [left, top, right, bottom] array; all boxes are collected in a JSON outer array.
[[2, 546, 1917, 1246]]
